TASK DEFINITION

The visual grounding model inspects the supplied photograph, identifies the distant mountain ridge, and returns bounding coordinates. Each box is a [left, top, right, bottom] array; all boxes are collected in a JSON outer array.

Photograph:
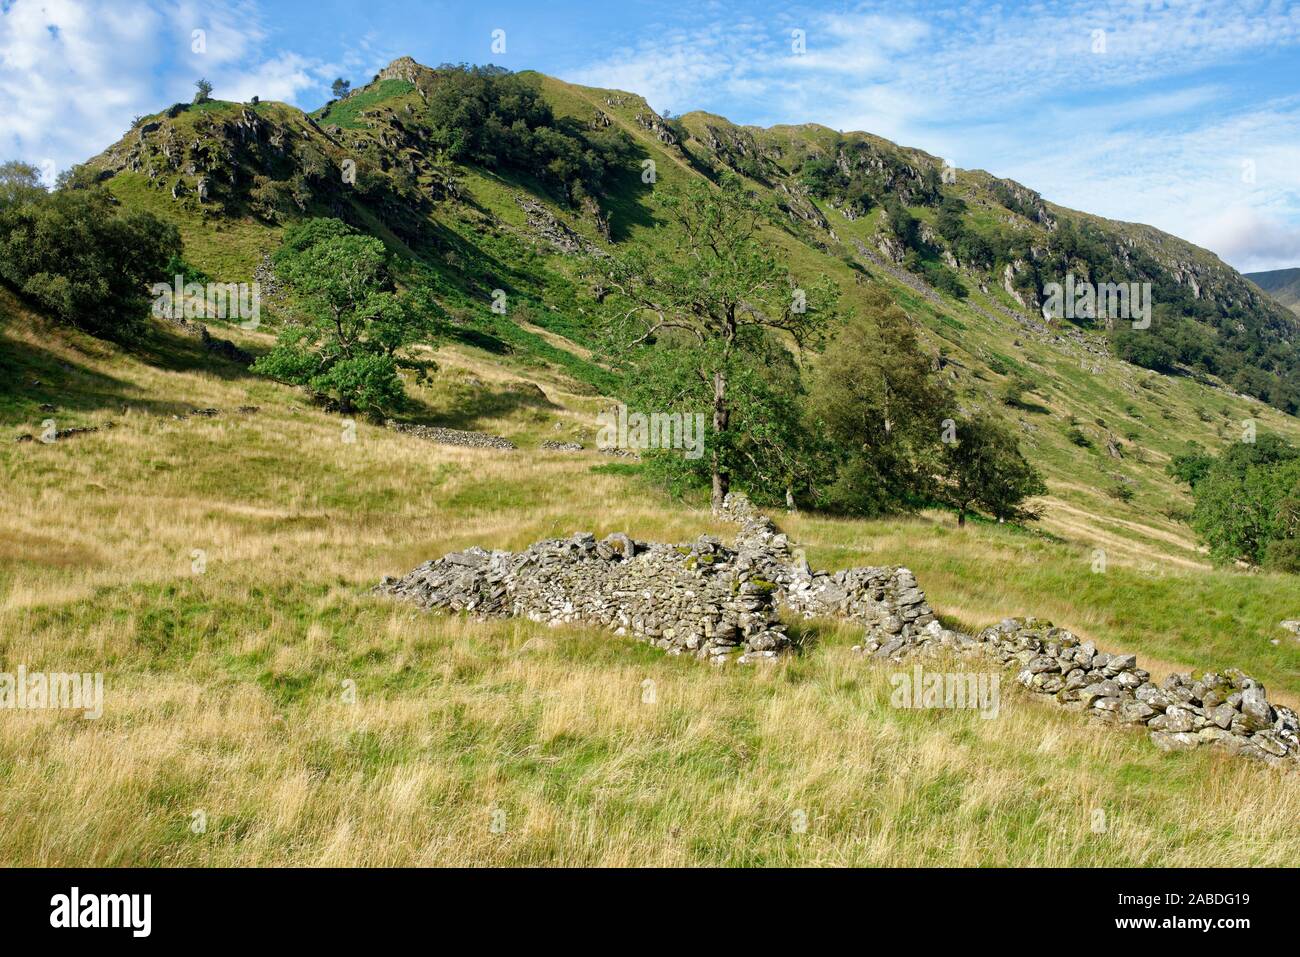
[[1246, 267, 1300, 317], [72, 55, 1300, 413]]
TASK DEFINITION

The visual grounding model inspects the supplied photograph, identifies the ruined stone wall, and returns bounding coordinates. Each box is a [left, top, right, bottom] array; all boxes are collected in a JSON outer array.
[[858, 614, 1300, 766], [718, 493, 936, 641], [379, 531, 789, 662], [718, 493, 1298, 767], [380, 492, 1298, 766]]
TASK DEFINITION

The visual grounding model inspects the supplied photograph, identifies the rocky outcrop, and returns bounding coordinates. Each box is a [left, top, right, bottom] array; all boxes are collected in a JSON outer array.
[[515, 196, 601, 255], [634, 110, 678, 146]]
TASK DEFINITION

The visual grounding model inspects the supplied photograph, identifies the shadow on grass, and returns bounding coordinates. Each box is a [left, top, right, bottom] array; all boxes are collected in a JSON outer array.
[[399, 379, 558, 432], [0, 288, 273, 425]]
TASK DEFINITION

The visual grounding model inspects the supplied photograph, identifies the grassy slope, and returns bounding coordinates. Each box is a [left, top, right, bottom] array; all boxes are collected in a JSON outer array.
[[1247, 267, 1300, 315], [3, 287, 1300, 866], [7, 68, 1299, 866]]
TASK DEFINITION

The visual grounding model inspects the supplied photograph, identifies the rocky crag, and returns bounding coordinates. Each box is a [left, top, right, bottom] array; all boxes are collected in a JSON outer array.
[[379, 492, 1298, 766]]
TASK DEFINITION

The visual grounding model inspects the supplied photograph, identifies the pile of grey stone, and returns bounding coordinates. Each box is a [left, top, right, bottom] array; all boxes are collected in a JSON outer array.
[[539, 440, 583, 452], [15, 422, 115, 443], [385, 420, 516, 450], [380, 490, 1297, 766], [379, 530, 790, 663], [859, 615, 1299, 766], [719, 493, 938, 643]]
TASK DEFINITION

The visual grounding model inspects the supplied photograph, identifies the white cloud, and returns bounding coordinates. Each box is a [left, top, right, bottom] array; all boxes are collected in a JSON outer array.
[[1192, 208, 1300, 274], [566, 0, 1300, 271], [0, 0, 330, 178]]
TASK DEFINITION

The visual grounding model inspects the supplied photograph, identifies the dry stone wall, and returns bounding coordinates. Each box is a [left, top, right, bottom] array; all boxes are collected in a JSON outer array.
[[385, 420, 517, 450], [379, 531, 789, 662], [380, 491, 1297, 766], [717, 494, 937, 641], [859, 612, 1300, 767]]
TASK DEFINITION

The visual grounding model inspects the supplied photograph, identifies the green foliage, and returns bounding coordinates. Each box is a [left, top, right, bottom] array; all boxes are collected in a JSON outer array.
[[1000, 375, 1042, 410], [796, 139, 941, 214], [920, 260, 968, 299], [626, 330, 813, 507], [882, 196, 918, 248], [423, 65, 634, 205], [0, 186, 178, 340], [1106, 478, 1135, 503], [1166, 442, 1214, 489], [806, 286, 951, 515], [1189, 435, 1300, 569], [251, 218, 421, 415], [598, 175, 836, 508], [941, 413, 1047, 525], [194, 78, 213, 104], [0, 161, 46, 210]]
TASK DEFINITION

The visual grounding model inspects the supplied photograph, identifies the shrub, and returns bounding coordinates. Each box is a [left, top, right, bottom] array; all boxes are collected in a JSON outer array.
[[1189, 435, 1300, 568], [0, 186, 179, 340]]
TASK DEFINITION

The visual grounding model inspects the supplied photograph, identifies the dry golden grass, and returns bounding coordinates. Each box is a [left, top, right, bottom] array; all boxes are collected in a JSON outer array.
[[1, 303, 1297, 866]]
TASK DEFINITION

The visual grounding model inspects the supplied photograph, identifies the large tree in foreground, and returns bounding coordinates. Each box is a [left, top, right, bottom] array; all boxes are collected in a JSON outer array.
[[599, 175, 836, 511], [806, 286, 953, 514]]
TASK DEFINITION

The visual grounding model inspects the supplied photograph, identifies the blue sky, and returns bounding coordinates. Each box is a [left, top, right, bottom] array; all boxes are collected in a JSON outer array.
[[3, 0, 1299, 272]]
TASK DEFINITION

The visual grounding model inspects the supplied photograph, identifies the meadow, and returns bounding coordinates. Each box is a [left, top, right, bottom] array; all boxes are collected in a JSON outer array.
[[2, 288, 1297, 866]]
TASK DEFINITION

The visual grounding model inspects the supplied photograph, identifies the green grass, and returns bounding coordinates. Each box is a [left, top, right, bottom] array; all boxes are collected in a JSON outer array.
[[3, 293, 1300, 866], [312, 80, 416, 129]]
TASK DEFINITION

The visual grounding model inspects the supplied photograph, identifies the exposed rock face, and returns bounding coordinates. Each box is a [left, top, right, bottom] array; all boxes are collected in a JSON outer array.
[[634, 110, 678, 145], [861, 615, 1300, 767], [515, 196, 600, 255], [377, 55, 424, 84]]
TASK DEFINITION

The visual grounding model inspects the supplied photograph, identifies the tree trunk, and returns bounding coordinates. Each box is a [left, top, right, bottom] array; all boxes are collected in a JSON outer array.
[[957, 507, 967, 527], [711, 368, 729, 513]]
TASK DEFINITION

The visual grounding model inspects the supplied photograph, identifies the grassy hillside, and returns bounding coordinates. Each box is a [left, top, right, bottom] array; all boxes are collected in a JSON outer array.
[[6, 57, 1300, 866], [74, 62, 1300, 569], [3, 285, 1300, 866], [1247, 267, 1300, 316]]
